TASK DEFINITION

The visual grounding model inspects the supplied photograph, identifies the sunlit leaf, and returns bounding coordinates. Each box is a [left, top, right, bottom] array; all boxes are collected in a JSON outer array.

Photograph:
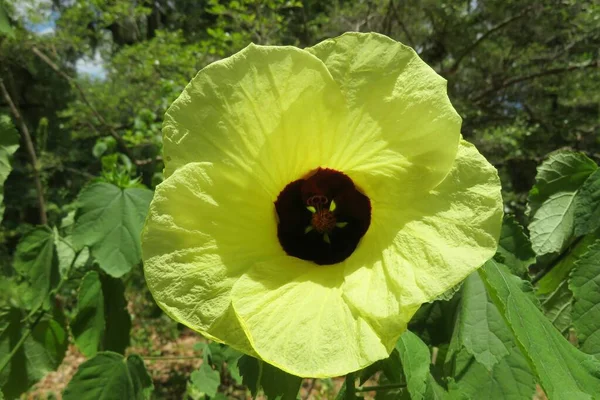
[[528, 151, 597, 257], [480, 259, 600, 399], [455, 273, 511, 371], [72, 182, 152, 277], [190, 363, 220, 397], [63, 352, 153, 400]]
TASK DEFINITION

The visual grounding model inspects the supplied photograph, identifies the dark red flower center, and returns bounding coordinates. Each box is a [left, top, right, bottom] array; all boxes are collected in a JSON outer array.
[[274, 168, 371, 265]]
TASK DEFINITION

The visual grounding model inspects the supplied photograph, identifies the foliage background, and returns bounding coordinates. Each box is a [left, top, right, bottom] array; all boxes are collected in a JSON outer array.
[[0, 0, 599, 399]]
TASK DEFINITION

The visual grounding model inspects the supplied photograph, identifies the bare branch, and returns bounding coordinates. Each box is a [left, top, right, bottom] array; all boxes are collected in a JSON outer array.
[[447, 6, 534, 74], [0, 79, 47, 225], [388, 0, 415, 47], [473, 60, 599, 103], [31, 46, 139, 165]]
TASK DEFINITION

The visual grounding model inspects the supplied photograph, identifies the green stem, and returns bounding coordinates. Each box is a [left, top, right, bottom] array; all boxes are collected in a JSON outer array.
[[355, 383, 407, 393], [345, 372, 356, 399], [142, 355, 202, 361], [0, 248, 83, 375]]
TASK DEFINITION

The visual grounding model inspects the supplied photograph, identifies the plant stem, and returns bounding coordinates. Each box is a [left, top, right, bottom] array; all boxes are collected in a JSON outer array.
[[0, 79, 47, 225], [355, 382, 407, 393], [345, 372, 356, 399]]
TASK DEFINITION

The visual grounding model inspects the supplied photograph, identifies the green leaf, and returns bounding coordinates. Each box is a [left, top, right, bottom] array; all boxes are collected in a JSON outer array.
[[570, 242, 600, 357], [479, 259, 600, 399], [539, 280, 572, 336], [0, 115, 19, 221], [528, 152, 597, 257], [190, 363, 220, 397], [72, 182, 153, 277], [528, 151, 597, 217], [63, 352, 153, 400], [529, 191, 579, 257], [71, 272, 130, 356], [261, 362, 302, 400], [71, 271, 105, 357], [536, 233, 598, 294], [446, 272, 536, 399], [238, 355, 260, 396], [448, 344, 536, 399], [55, 235, 89, 277], [455, 273, 512, 371], [395, 331, 430, 400], [573, 169, 600, 236], [0, 308, 68, 399], [237, 356, 301, 400], [13, 227, 59, 312], [495, 215, 536, 277]]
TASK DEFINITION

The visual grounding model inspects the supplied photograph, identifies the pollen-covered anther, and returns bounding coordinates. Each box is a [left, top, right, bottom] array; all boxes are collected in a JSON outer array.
[[312, 209, 337, 233]]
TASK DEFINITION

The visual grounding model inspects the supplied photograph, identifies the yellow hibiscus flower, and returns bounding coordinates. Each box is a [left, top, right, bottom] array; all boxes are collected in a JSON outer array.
[[141, 32, 503, 378]]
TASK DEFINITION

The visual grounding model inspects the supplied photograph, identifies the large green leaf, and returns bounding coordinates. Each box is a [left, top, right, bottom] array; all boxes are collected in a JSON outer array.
[[63, 352, 153, 400], [480, 260, 600, 399], [495, 215, 536, 277], [528, 151, 597, 257], [72, 182, 153, 277], [71, 271, 105, 357], [570, 242, 600, 357], [528, 151, 597, 217], [454, 273, 512, 371], [573, 169, 600, 236], [0, 115, 19, 221], [446, 272, 536, 399], [0, 308, 68, 399], [13, 227, 59, 312]]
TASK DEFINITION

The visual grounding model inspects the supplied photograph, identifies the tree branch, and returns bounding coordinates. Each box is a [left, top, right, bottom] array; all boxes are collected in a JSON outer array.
[[388, 0, 415, 47], [31, 46, 139, 164], [0, 79, 47, 225], [473, 60, 599, 103], [447, 6, 533, 74]]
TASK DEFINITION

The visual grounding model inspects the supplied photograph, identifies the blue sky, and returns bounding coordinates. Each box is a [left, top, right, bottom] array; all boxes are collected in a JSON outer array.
[[17, 1, 106, 79]]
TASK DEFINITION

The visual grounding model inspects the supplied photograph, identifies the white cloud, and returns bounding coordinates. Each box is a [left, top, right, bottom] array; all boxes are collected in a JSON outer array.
[[76, 52, 107, 80]]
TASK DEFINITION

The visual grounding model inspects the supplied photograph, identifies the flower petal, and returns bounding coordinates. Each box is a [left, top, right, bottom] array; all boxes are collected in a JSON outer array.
[[341, 139, 503, 338], [142, 161, 284, 354], [307, 32, 461, 200], [162, 43, 350, 200], [230, 256, 390, 378]]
